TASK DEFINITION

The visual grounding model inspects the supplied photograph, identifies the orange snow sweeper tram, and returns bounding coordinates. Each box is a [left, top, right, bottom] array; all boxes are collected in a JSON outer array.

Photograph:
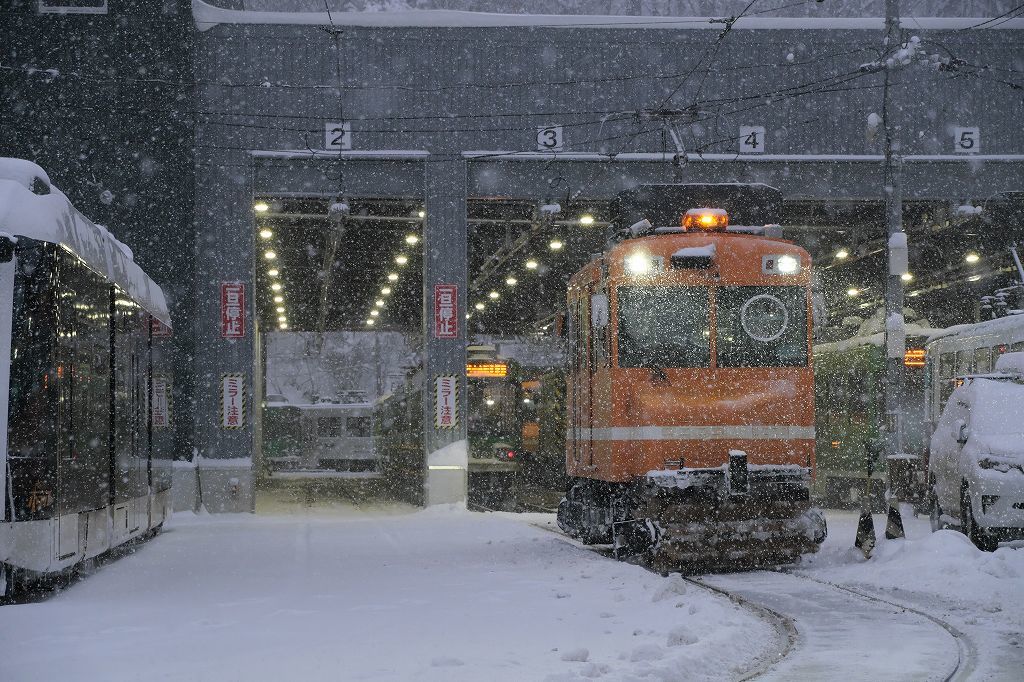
[[556, 184, 826, 566]]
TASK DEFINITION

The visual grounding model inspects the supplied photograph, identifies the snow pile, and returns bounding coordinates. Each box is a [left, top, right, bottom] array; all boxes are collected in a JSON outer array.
[[994, 351, 1024, 374], [673, 243, 716, 259], [0, 510, 777, 681], [0, 157, 50, 190], [0, 174, 171, 325]]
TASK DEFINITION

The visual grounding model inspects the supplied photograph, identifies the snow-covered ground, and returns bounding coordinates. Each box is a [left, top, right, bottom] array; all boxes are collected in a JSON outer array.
[[0, 506, 776, 681], [799, 511, 1024, 681], [0, 506, 1020, 681]]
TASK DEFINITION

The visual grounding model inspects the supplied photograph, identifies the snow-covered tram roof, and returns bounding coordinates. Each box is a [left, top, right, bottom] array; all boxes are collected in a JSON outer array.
[[0, 164, 171, 326]]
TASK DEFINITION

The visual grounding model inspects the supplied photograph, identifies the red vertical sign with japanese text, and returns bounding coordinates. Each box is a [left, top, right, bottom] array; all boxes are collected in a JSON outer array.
[[220, 282, 245, 339], [433, 283, 458, 339]]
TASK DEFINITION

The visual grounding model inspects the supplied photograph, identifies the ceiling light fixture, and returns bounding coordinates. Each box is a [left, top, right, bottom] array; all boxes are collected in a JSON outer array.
[[259, 228, 273, 239], [254, 201, 269, 213], [395, 255, 408, 265]]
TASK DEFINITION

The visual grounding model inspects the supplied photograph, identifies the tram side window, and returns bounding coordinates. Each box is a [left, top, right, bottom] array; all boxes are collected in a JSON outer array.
[[617, 286, 710, 368], [1012, 342, 1024, 353], [319, 416, 343, 438], [974, 346, 992, 373], [938, 352, 956, 406], [7, 243, 57, 463], [717, 286, 808, 368], [347, 416, 371, 437]]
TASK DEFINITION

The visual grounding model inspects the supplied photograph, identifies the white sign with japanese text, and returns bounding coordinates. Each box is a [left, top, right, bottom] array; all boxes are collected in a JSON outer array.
[[434, 375, 458, 429], [220, 374, 246, 429]]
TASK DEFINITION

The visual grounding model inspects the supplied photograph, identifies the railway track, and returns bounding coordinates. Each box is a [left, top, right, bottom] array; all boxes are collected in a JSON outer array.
[[529, 519, 974, 682]]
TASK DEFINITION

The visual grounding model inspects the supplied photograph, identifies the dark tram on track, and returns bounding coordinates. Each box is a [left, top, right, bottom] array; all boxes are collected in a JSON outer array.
[[0, 159, 173, 598]]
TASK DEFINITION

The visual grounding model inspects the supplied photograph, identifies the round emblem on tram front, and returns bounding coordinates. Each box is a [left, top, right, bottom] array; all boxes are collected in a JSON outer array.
[[739, 293, 789, 342]]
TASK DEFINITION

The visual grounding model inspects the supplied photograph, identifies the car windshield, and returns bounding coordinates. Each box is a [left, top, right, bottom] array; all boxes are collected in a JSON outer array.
[[616, 285, 711, 368]]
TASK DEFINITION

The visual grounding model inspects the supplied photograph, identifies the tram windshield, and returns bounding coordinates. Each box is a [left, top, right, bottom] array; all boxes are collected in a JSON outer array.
[[717, 286, 808, 367], [616, 286, 711, 368]]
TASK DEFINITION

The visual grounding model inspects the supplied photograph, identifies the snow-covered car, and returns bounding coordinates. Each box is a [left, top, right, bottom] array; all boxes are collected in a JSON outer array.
[[928, 352, 1024, 551]]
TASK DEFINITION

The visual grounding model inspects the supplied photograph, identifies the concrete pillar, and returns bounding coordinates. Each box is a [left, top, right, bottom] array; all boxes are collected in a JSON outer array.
[[421, 159, 469, 506], [190, 155, 256, 513]]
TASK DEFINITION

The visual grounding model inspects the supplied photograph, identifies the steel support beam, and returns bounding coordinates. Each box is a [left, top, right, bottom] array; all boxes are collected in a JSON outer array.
[[421, 159, 469, 506]]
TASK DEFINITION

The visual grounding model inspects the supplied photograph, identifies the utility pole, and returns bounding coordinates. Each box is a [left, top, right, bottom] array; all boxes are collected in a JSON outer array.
[[883, 0, 906, 453], [882, 0, 909, 539]]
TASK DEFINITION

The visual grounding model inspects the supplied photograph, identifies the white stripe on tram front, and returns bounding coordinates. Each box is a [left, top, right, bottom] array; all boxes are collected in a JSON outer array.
[[567, 425, 815, 441]]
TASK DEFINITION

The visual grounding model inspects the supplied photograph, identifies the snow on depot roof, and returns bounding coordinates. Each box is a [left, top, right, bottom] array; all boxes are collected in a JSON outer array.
[[0, 174, 171, 326], [192, 0, 1024, 31], [926, 312, 1024, 345], [814, 322, 941, 355]]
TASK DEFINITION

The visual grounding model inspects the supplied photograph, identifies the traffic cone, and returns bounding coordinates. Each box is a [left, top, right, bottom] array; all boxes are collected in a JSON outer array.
[[885, 500, 905, 540], [855, 510, 876, 558]]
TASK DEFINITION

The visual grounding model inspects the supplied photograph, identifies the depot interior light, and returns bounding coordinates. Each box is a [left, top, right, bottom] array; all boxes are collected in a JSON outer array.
[[485, 398, 495, 406], [370, 309, 379, 317], [405, 234, 419, 245], [474, 302, 485, 311], [549, 239, 564, 251], [417, 210, 426, 219], [489, 291, 499, 300], [381, 287, 392, 296], [395, 255, 408, 265], [366, 318, 375, 326], [273, 295, 284, 303], [847, 288, 860, 297], [525, 259, 539, 270], [965, 252, 980, 264], [254, 201, 269, 213], [968, 275, 982, 282], [267, 268, 279, 277], [264, 250, 276, 260], [275, 306, 285, 313], [375, 299, 385, 307], [277, 315, 287, 323], [505, 276, 518, 286], [901, 272, 914, 282], [271, 282, 282, 292], [387, 272, 399, 282], [259, 228, 273, 239], [279, 322, 288, 330], [578, 214, 595, 226], [835, 248, 849, 259]]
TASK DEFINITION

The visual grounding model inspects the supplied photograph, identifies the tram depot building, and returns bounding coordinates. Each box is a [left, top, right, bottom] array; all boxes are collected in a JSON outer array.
[[3, 1, 1023, 511]]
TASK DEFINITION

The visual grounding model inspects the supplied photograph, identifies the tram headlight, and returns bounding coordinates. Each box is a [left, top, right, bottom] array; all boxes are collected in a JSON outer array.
[[626, 252, 652, 275], [777, 255, 799, 274]]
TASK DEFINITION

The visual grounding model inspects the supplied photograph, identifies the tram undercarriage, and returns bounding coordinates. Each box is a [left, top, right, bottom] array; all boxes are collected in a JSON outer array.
[[558, 454, 826, 568]]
